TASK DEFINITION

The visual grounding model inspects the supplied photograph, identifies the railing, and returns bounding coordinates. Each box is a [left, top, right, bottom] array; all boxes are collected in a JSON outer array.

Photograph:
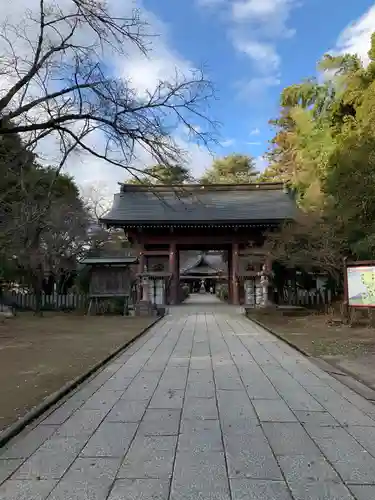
[[3, 292, 88, 311], [280, 287, 332, 308]]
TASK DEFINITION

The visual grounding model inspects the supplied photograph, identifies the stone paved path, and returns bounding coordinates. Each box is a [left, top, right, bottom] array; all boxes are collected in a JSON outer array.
[[1, 309, 375, 499]]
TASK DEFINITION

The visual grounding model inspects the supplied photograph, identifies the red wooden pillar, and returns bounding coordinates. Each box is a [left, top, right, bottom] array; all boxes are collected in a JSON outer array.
[[232, 242, 239, 305], [169, 242, 178, 304], [227, 249, 232, 303], [265, 254, 272, 305], [137, 246, 145, 302]]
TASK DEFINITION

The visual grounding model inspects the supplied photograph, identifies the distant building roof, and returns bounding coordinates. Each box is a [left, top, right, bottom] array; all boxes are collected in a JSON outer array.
[[100, 182, 298, 227], [181, 252, 226, 276]]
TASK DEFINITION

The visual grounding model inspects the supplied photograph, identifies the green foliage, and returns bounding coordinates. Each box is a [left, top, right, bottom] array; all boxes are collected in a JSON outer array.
[[128, 164, 192, 185], [263, 30, 375, 278], [217, 284, 229, 301], [200, 154, 258, 184], [0, 131, 92, 307], [181, 285, 190, 300]]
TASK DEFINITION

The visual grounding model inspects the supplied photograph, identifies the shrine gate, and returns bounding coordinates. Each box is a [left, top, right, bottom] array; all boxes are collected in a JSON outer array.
[[101, 182, 297, 306]]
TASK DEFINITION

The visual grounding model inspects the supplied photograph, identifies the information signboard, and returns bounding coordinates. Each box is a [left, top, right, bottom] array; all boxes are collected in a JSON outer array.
[[347, 265, 375, 308]]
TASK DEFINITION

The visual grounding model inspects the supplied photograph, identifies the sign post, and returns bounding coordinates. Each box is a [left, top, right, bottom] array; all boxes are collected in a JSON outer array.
[[344, 260, 375, 322]]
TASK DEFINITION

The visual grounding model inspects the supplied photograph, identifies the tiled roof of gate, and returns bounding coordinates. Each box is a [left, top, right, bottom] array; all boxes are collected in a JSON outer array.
[[100, 182, 297, 225]]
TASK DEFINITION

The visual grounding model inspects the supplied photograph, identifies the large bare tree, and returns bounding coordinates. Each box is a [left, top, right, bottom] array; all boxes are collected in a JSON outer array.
[[0, 0, 216, 177]]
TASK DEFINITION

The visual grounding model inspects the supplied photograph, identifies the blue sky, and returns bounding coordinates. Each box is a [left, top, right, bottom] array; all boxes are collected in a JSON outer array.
[[138, 0, 375, 175]]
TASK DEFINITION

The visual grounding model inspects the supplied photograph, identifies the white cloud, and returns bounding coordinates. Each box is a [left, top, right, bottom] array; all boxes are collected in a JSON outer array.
[[233, 39, 280, 72], [250, 127, 260, 135], [236, 76, 281, 99], [333, 5, 375, 65], [2, 0, 214, 195], [196, 0, 299, 97], [247, 141, 262, 146], [232, 0, 296, 38], [219, 139, 236, 148], [117, 6, 193, 96], [254, 154, 268, 172], [196, 0, 225, 7]]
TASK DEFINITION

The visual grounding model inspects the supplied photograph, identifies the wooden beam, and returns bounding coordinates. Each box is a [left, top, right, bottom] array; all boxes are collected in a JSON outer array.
[[143, 250, 169, 256], [239, 249, 267, 256], [138, 235, 243, 245]]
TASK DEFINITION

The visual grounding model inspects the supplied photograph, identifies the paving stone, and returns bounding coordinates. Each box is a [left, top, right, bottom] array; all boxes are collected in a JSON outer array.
[[332, 455, 375, 484], [138, 409, 181, 435], [168, 356, 190, 367], [287, 480, 355, 500], [241, 375, 280, 400], [143, 358, 171, 372], [277, 455, 340, 483], [118, 435, 177, 479], [349, 485, 375, 500], [13, 437, 84, 479], [171, 451, 230, 500], [61, 385, 100, 406], [305, 425, 370, 462], [221, 417, 262, 435], [122, 373, 162, 401], [346, 425, 375, 456], [217, 390, 258, 422], [282, 392, 324, 412], [100, 376, 134, 392], [80, 422, 138, 457], [186, 381, 215, 398], [178, 419, 223, 452], [81, 369, 116, 390], [326, 377, 375, 414], [187, 369, 214, 383], [262, 422, 321, 457], [158, 367, 189, 389], [55, 409, 107, 440], [230, 479, 292, 500], [190, 356, 212, 370], [0, 459, 23, 484], [47, 457, 120, 500], [80, 389, 123, 411], [294, 410, 339, 427], [253, 399, 297, 422], [288, 369, 326, 388], [214, 370, 245, 391], [105, 400, 147, 422], [307, 386, 375, 426], [223, 427, 283, 480], [0, 479, 57, 500], [149, 389, 185, 409], [0, 425, 58, 459], [41, 400, 85, 426], [182, 397, 218, 420], [108, 479, 170, 500]]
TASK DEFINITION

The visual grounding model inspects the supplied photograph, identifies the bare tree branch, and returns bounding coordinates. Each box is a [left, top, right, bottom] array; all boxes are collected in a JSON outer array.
[[0, 0, 217, 175]]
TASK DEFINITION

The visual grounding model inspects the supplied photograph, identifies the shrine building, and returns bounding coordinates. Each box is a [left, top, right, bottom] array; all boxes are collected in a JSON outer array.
[[101, 182, 297, 306]]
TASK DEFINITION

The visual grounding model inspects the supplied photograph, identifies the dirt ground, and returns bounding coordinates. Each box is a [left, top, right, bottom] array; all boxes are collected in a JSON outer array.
[[250, 309, 375, 390], [0, 313, 156, 433]]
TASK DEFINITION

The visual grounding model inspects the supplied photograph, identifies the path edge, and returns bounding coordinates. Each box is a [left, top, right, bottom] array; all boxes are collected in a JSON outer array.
[[245, 313, 375, 403], [247, 313, 310, 357], [0, 315, 162, 449]]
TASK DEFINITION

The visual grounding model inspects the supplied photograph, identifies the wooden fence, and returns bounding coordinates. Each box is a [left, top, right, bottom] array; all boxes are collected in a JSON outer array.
[[281, 288, 332, 308], [4, 292, 89, 311]]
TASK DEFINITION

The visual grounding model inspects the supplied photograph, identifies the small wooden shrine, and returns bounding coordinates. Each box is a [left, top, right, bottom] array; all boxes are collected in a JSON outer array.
[[81, 256, 137, 314]]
